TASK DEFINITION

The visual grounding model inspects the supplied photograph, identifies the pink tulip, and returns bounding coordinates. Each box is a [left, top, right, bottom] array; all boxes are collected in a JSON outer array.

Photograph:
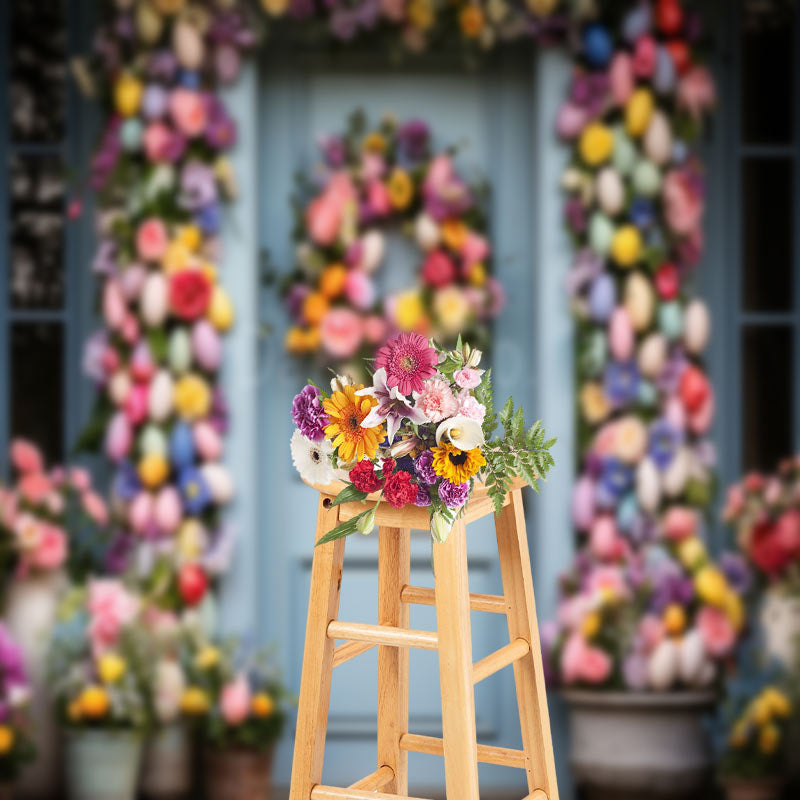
[[220, 675, 251, 725]]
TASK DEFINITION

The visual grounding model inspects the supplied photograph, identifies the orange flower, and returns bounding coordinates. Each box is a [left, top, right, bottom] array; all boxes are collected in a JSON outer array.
[[440, 219, 468, 251], [459, 4, 485, 38], [303, 292, 329, 325], [388, 169, 414, 210], [319, 264, 348, 298], [323, 385, 383, 463]]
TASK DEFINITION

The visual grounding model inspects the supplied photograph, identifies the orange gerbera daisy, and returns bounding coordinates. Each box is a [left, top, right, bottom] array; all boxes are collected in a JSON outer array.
[[323, 384, 384, 463]]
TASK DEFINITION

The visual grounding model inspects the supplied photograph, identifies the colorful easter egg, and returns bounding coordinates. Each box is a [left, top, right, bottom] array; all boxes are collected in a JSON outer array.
[[114, 73, 143, 117], [632, 159, 662, 197], [103, 280, 127, 331], [207, 285, 235, 331], [644, 111, 673, 165], [105, 412, 133, 462], [415, 214, 440, 251], [609, 308, 635, 361], [689, 390, 715, 435], [170, 421, 195, 469], [609, 52, 635, 106], [148, 370, 175, 423], [359, 230, 385, 273], [590, 515, 620, 560], [142, 84, 168, 120], [623, 1, 652, 43], [141, 272, 169, 327], [664, 395, 686, 430], [612, 129, 637, 175], [124, 384, 149, 425], [588, 274, 616, 322], [655, 262, 680, 300], [120, 118, 143, 152], [140, 425, 168, 457], [154, 486, 182, 534], [626, 88, 655, 137], [572, 475, 596, 532], [684, 299, 711, 354], [679, 366, 710, 413], [200, 463, 234, 504], [654, 45, 677, 94], [637, 333, 667, 378], [583, 24, 613, 68], [596, 167, 625, 216], [194, 421, 223, 462], [178, 519, 208, 561], [128, 491, 155, 533], [135, 1, 164, 44], [138, 452, 169, 489], [633, 35, 657, 78], [656, 0, 685, 35], [637, 379, 657, 406], [648, 639, 679, 691], [658, 300, 684, 341], [579, 123, 614, 167], [192, 320, 222, 372], [556, 102, 588, 140], [589, 212, 615, 255], [624, 272, 655, 331], [636, 457, 661, 513], [663, 446, 691, 497], [611, 225, 642, 267], [168, 327, 193, 374], [173, 19, 205, 71], [109, 370, 132, 407], [130, 342, 155, 383]]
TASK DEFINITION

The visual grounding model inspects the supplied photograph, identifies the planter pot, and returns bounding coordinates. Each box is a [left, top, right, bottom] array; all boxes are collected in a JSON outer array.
[[203, 746, 275, 800], [722, 777, 784, 800], [760, 587, 800, 671], [140, 723, 192, 799], [65, 729, 143, 800], [3, 572, 66, 798], [0, 784, 13, 800], [564, 690, 716, 800]]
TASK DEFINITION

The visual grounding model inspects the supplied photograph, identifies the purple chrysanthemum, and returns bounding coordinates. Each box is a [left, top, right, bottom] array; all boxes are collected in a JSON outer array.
[[414, 485, 432, 507], [414, 450, 437, 485], [438, 480, 469, 509], [292, 384, 329, 442]]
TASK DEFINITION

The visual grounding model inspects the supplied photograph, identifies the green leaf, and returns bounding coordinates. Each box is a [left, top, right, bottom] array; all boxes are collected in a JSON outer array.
[[316, 508, 374, 546], [331, 484, 369, 506]]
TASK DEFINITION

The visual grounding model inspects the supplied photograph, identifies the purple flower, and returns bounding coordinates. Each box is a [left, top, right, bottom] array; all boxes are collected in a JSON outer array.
[[83, 330, 109, 383], [196, 202, 222, 235], [648, 419, 683, 470], [205, 96, 237, 150], [285, 284, 310, 321], [564, 196, 587, 234], [720, 552, 752, 595], [414, 450, 438, 485], [604, 362, 640, 407], [651, 573, 694, 613], [600, 458, 633, 499], [414, 485, 432, 507], [438, 480, 469, 509], [292, 385, 329, 442], [356, 368, 428, 443], [113, 461, 141, 502], [92, 238, 118, 276], [0, 624, 28, 693], [180, 161, 218, 211], [104, 531, 134, 575], [397, 119, 430, 163], [320, 134, 347, 169]]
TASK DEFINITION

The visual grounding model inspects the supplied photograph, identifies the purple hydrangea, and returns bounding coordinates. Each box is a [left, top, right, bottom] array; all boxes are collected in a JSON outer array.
[[414, 485, 432, 507], [438, 480, 469, 509], [292, 385, 329, 442], [397, 119, 430, 163], [414, 450, 437, 485]]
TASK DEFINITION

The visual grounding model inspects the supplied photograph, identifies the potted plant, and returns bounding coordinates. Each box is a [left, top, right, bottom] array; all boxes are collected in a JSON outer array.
[[0, 624, 35, 799], [48, 580, 152, 800], [179, 636, 288, 800]]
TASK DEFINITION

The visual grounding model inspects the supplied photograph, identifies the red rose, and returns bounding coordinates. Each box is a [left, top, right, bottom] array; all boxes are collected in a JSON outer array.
[[349, 459, 384, 493], [383, 470, 418, 509], [749, 520, 793, 576], [421, 251, 456, 288], [169, 270, 212, 320]]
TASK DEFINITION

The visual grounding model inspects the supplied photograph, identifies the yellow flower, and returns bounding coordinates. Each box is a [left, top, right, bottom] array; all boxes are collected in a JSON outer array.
[[611, 225, 642, 267], [363, 132, 387, 154], [98, 653, 127, 685], [579, 123, 614, 166], [114, 72, 143, 118], [762, 687, 792, 718], [433, 286, 471, 335], [323, 385, 383, 463], [459, 4, 485, 38], [440, 219, 468, 251], [626, 88, 655, 137], [79, 686, 110, 719], [178, 519, 207, 561], [394, 290, 425, 331], [208, 286, 235, 331], [252, 692, 275, 718], [174, 373, 212, 421], [0, 726, 14, 755], [195, 646, 221, 671], [580, 382, 611, 424], [302, 292, 329, 326], [677, 536, 707, 570], [180, 687, 210, 715], [319, 264, 348, 298], [694, 566, 728, 607], [162, 240, 193, 273], [758, 723, 780, 755], [177, 225, 202, 252], [138, 453, 169, 489], [431, 443, 486, 484], [408, 0, 435, 29], [581, 611, 602, 639], [388, 169, 414, 210], [723, 590, 746, 632], [663, 604, 686, 636], [466, 262, 487, 287]]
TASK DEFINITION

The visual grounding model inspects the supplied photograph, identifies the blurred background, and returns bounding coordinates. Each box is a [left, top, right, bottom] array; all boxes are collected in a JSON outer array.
[[0, 0, 799, 799]]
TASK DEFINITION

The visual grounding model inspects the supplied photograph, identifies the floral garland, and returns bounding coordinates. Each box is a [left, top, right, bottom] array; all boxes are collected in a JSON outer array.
[[284, 113, 501, 374]]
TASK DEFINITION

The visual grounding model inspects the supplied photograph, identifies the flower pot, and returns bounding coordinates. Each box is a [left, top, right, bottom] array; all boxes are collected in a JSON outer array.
[[3, 572, 66, 798], [65, 729, 143, 800], [0, 783, 13, 800], [140, 723, 192, 799], [203, 746, 275, 800], [564, 690, 716, 800], [722, 776, 784, 800]]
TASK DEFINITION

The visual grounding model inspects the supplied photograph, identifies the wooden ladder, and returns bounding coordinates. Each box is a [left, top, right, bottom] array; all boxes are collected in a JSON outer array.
[[289, 479, 559, 800]]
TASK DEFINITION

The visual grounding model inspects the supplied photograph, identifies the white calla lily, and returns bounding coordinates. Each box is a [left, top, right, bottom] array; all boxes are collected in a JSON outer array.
[[435, 415, 485, 451]]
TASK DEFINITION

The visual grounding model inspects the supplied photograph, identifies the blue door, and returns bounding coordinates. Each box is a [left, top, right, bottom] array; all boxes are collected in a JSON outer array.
[[256, 50, 546, 794]]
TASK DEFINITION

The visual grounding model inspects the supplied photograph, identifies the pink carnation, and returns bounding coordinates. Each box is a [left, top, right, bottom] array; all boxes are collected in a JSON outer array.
[[10, 439, 43, 474], [697, 607, 736, 657], [220, 675, 251, 726], [454, 367, 482, 389], [456, 392, 486, 423], [416, 378, 458, 423], [320, 308, 363, 359]]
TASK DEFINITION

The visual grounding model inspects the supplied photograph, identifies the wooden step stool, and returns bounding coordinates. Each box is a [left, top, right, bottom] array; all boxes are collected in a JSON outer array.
[[289, 478, 558, 800]]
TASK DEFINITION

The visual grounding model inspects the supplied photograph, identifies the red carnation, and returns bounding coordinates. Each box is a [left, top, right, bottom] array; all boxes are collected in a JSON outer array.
[[349, 459, 384, 493], [169, 269, 212, 320], [380, 458, 396, 479], [383, 470, 418, 509], [421, 251, 456, 288]]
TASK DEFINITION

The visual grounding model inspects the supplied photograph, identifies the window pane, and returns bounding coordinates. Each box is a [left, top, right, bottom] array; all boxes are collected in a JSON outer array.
[[10, 155, 65, 309], [741, 0, 796, 144], [741, 158, 794, 311], [11, 323, 64, 462], [9, 0, 66, 142], [742, 326, 794, 471]]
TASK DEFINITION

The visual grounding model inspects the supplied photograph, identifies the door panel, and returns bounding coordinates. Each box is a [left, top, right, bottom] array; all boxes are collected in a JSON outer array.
[[258, 51, 538, 792]]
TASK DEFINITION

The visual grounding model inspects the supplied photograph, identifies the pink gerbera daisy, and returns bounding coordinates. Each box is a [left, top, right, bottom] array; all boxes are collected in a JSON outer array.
[[375, 332, 438, 396]]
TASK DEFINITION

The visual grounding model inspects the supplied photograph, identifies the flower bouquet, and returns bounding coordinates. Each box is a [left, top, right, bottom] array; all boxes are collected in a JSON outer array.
[[0, 625, 35, 790], [289, 333, 555, 544]]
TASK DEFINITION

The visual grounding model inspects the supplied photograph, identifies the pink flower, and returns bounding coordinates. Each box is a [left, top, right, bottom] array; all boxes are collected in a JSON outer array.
[[561, 633, 612, 685], [220, 675, 251, 726], [14, 514, 42, 552], [587, 565, 630, 602], [638, 615, 666, 652], [360, 152, 386, 181], [375, 332, 438, 396], [143, 122, 173, 162], [88, 579, 140, 655], [457, 392, 486, 423], [677, 66, 716, 121], [662, 507, 697, 541], [306, 173, 354, 246], [590, 516, 623, 561], [45, 492, 65, 515], [367, 181, 391, 216], [344, 270, 376, 311], [169, 89, 207, 138], [0, 489, 18, 527], [10, 439, 43, 474], [776, 509, 800, 555], [18, 473, 52, 504], [697, 607, 736, 657], [82, 491, 109, 526], [722, 485, 744, 522], [31, 525, 67, 571], [70, 467, 91, 492], [136, 218, 168, 262], [461, 231, 489, 265], [363, 314, 388, 344], [416, 378, 458, 423], [663, 167, 704, 237], [320, 308, 363, 359], [453, 367, 482, 389]]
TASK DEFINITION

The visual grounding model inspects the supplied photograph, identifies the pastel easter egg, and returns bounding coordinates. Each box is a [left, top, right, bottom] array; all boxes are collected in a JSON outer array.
[[109, 370, 132, 407], [637, 333, 667, 378], [664, 395, 686, 429], [572, 475, 596, 532], [124, 384, 149, 425], [130, 342, 155, 383], [678, 629, 706, 686], [588, 274, 617, 322], [200, 463, 234, 504], [656, 0, 685, 35], [626, 88, 655, 138], [590, 515, 620, 560], [556, 102, 588, 140], [194, 421, 223, 462], [359, 230, 385, 273], [654, 45, 677, 94], [207, 286, 235, 332], [140, 424, 168, 457], [609, 52, 635, 106], [624, 272, 655, 331], [637, 379, 657, 406], [612, 129, 637, 175], [119, 263, 147, 301], [173, 19, 205, 71], [148, 370, 174, 423], [168, 328, 193, 374], [129, 491, 155, 534], [589, 212, 615, 255], [633, 35, 657, 78], [609, 307, 635, 361], [103, 280, 127, 331], [663, 446, 691, 497], [142, 84, 168, 121], [689, 390, 715, 435], [583, 24, 613, 68], [114, 73, 143, 117], [636, 457, 661, 513], [415, 214, 440, 251], [648, 639, 679, 691], [658, 300, 685, 341], [135, 0, 164, 44], [616, 493, 639, 533], [105, 412, 133, 462], [192, 320, 222, 372], [170, 421, 195, 469], [154, 486, 182, 534], [596, 167, 625, 216], [177, 519, 208, 562], [623, 2, 652, 43], [120, 118, 143, 152], [611, 225, 642, 267], [684, 299, 711, 354], [584, 329, 608, 375], [579, 123, 614, 166], [632, 160, 662, 197], [141, 272, 169, 328], [644, 111, 673, 166]]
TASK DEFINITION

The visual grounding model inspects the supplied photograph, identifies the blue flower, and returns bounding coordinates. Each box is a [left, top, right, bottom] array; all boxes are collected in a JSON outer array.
[[630, 198, 654, 228], [179, 468, 211, 515], [600, 457, 633, 499], [113, 461, 141, 502], [604, 361, 640, 407], [196, 203, 221, 235], [648, 419, 683, 470]]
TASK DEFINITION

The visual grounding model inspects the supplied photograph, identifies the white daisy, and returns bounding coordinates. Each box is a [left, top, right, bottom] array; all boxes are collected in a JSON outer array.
[[290, 430, 336, 485]]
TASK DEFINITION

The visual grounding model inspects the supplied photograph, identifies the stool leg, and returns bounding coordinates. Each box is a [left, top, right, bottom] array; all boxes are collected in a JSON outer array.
[[495, 489, 559, 800], [289, 496, 347, 800], [377, 526, 411, 794], [433, 519, 480, 800]]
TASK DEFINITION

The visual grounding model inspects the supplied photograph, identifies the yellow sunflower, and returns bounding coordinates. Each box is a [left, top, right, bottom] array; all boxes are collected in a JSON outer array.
[[323, 385, 384, 463], [431, 443, 486, 484]]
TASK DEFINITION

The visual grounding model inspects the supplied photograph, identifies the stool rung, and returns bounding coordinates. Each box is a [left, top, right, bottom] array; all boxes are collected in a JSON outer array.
[[348, 765, 394, 790], [524, 792, 548, 800], [327, 620, 438, 651], [472, 638, 530, 684], [399, 733, 527, 769], [311, 787, 432, 800], [332, 641, 376, 668], [400, 585, 507, 614]]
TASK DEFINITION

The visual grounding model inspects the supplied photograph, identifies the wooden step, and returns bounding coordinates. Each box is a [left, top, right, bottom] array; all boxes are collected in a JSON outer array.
[[327, 620, 438, 650], [472, 638, 530, 684], [399, 733, 527, 769], [332, 640, 376, 668], [311, 787, 432, 800], [400, 585, 507, 614], [348, 766, 394, 791], [523, 791, 548, 800]]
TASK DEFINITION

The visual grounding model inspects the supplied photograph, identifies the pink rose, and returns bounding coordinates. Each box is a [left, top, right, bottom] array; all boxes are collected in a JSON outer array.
[[0, 489, 18, 527], [320, 308, 363, 359], [136, 218, 168, 262], [10, 439, 43, 474], [561, 633, 612, 685], [677, 66, 716, 121], [663, 168, 704, 237], [453, 367, 482, 389], [344, 270, 376, 311], [88, 579, 140, 655], [662, 507, 697, 541], [19, 473, 52, 504], [461, 231, 489, 266], [697, 607, 736, 657], [169, 89, 207, 138], [31, 525, 67, 571], [220, 675, 251, 726]]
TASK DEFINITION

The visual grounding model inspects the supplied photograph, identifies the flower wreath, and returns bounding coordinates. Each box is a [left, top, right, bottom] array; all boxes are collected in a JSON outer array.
[[282, 113, 503, 372]]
